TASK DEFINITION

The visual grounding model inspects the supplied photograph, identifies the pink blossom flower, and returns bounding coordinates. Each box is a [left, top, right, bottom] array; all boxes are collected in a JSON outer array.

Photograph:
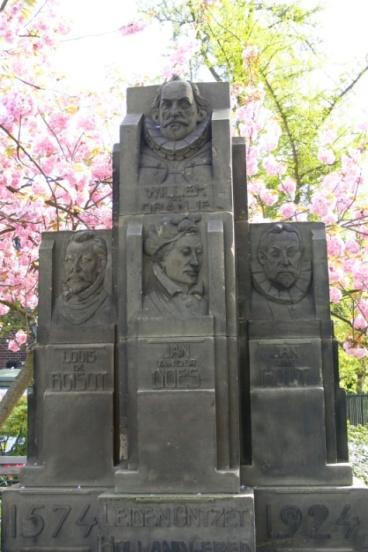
[[242, 45, 259, 62], [329, 287, 342, 303], [49, 113, 69, 132], [353, 314, 367, 330], [279, 177, 296, 198], [343, 342, 367, 359], [259, 189, 278, 206], [319, 128, 337, 146], [318, 148, 335, 165], [358, 299, 368, 320], [327, 235, 345, 257], [119, 21, 146, 36], [0, 304, 10, 315], [259, 120, 281, 152], [279, 202, 296, 219], [263, 155, 286, 177], [15, 329, 27, 345], [310, 194, 330, 217], [246, 147, 259, 176], [345, 238, 360, 255], [8, 339, 20, 352], [328, 265, 343, 284]]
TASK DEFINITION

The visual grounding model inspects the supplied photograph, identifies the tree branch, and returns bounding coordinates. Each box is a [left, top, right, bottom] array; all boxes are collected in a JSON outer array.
[[324, 62, 368, 119], [0, 0, 9, 12], [260, 69, 301, 191]]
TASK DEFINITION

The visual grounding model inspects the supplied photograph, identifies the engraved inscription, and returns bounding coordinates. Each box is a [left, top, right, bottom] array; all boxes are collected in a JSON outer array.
[[258, 345, 309, 387], [141, 184, 209, 214], [266, 503, 361, 542], [153, 344, 200, 389], [103, 506, 250, 529], [253, 342, 321, 387], [15, 503, 98, 541], [98, 539, 251, 552], [50, 349, 108, 392]]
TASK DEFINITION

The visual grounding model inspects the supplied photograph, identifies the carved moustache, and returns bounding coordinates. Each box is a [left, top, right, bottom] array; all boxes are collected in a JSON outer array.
[[162, 118, 189, 128]]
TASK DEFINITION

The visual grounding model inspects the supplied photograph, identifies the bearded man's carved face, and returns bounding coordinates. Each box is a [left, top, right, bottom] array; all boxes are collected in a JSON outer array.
[[258, 231, 302, 290], [158, 80, 202, 141]]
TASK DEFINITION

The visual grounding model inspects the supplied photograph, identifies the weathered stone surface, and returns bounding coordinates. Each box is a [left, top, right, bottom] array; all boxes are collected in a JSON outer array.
[[38, 230, 115, 344], [241, 221, 351, 486], [118, 79, 233, 215], [98, 492, 256, 551], [254, 485, 368, 551], [22, 344, 114, 487], [118, 212, 237, 338], [1, 486, 101, 551], [4, 77, 362, 552], [2, 489, 256, 551], [116, 336, 239, 493]]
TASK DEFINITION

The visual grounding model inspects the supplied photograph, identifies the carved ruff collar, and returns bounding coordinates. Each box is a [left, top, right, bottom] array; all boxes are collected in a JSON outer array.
[[143, 115, 211, 162], [251, 260, 312, 305], [59, 272, 108, 324]]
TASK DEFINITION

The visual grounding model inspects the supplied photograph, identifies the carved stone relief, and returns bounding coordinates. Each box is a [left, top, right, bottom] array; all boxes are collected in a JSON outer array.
[[143, 215, 208, 317], [53, 231, 112, 325], [251, 223, 314, 319], [139, 76, 212, 187]]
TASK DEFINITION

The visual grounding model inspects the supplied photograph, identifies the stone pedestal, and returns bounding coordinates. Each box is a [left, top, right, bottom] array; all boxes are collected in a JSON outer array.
[[254, 485, 368, 551], [240, 223, 352, 487], [2, 78, 367, 552]]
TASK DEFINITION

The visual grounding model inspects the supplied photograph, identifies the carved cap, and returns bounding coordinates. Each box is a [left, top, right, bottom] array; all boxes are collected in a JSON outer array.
[[144, 215, 201, 257]]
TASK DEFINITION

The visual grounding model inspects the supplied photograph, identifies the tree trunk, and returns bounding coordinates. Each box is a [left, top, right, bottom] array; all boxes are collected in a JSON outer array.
[[0, 350, 33, 429]]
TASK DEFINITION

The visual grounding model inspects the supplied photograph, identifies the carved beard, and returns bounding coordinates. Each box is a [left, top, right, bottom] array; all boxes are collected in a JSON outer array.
[[143, 114, 211, 161], [251, 259, 312, 305]]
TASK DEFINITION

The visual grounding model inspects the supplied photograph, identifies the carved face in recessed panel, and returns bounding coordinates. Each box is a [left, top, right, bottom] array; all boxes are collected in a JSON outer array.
[[258, 231, 302, 290], [64, 241, 105, 295], [158, 80, 201, 141], [159, 233, 203, 286]]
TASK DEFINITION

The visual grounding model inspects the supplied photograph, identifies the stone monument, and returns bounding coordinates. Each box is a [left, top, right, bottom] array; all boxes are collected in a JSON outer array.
[[2, 77, 368, 551]]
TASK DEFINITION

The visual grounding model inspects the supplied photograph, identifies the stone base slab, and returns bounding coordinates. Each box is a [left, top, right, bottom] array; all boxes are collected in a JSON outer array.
[[254, 484, 368, 551], [2, 488, 255, 552], [1, 486, 102, 551]]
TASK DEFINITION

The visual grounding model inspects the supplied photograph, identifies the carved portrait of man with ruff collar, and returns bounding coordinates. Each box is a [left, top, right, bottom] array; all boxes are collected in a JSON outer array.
[[143, 216, 208, 317], [139, 76, 212, 186], [53, 231, 112, 326], [250, 223, 314, 320]]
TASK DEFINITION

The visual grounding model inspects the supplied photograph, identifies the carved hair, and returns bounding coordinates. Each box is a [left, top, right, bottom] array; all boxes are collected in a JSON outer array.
[[144, 215, 201, 261], [258, 223, 302, 258], [151, 75, 209, 119], [66, 231, 107, 266]]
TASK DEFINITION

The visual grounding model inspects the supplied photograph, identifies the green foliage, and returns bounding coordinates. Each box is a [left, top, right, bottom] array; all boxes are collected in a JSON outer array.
[[348, 422, 368, 484], [0, 307, 29, 340], [348, 422, 368, 445], [0, 396, 27, 456]]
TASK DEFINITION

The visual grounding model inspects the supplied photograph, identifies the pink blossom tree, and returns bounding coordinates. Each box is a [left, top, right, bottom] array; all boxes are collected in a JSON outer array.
[[145, 0, 368, 391]]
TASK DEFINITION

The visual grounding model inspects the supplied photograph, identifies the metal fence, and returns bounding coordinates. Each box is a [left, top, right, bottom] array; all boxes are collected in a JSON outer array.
[[346, 394, 368, 426]]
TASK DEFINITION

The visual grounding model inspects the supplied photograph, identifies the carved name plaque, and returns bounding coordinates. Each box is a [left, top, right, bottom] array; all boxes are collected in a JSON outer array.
[[140, 183, 210, 214], [47, 345, 113, 393], [255, 488, 368, 551], [133, 339, 215, 390], [249, 339, 322, 387], [98, 495, 255, 552]]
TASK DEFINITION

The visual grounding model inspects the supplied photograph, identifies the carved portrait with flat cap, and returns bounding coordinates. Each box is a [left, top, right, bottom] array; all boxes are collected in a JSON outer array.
[[251, 223, 314, 319], [53, 231, 112, 325], [139, 76, 212, 186], [143, 215, 207, 317]]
